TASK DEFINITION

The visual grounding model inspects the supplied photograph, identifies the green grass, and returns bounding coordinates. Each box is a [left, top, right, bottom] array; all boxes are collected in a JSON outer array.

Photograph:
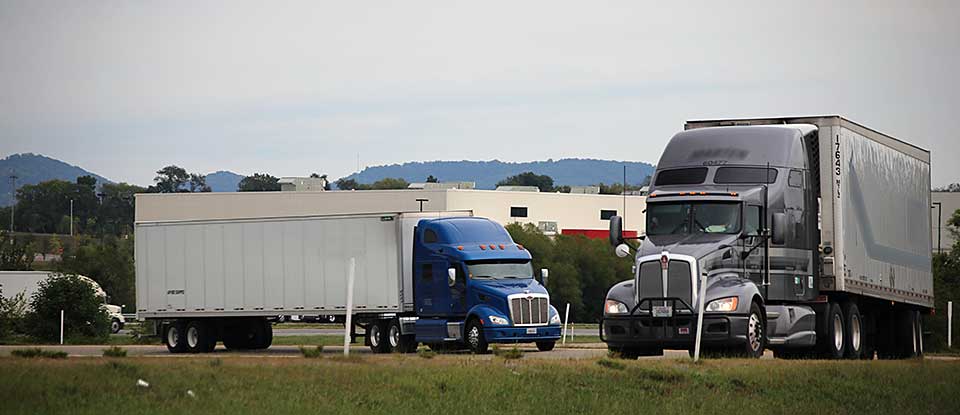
[[492, 345, 524, 359], [1, 356, 958, 414]]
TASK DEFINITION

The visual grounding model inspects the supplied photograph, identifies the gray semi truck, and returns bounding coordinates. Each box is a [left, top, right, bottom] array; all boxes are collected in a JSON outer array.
[[602, 116, 933, 359]]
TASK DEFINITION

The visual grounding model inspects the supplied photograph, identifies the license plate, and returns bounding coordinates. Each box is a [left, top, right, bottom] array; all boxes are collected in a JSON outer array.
[[652, 305, 673, 318], [526, 328, 537, 335]]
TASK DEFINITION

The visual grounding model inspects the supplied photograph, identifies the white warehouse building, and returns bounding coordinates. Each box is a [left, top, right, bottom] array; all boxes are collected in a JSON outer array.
[[136, 189, 646, 239]]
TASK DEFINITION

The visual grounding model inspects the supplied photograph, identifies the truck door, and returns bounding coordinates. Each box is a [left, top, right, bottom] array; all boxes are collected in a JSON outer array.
[[448, 262, 467, 316], [413, 227, 454, 317]]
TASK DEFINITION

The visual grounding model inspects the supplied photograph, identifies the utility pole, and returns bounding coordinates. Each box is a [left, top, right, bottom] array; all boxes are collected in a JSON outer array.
[[70, 199, 74, 236], [8, 172, 17, 233], [932, 202, 942, 255]]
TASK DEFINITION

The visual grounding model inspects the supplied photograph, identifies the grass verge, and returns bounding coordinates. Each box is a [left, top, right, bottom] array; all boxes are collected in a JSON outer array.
[[10, 348, 67, 359], [1, 356, 957, 414]]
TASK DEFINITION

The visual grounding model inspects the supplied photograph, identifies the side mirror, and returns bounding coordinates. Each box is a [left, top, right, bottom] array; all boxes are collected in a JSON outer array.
[[447, 268, 456, 287], [615, 243, 631, 258], [609, 215, 624, 247], [772, 212, 787, 245], [540, 268, 549, 286]]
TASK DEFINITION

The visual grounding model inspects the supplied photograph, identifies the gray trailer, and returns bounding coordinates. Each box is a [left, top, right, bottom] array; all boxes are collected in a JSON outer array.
[[604, 115, 932, 359]]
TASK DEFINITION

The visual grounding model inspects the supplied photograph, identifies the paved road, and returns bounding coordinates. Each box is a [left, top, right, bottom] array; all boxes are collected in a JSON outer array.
[[0, 344, 618, 359]]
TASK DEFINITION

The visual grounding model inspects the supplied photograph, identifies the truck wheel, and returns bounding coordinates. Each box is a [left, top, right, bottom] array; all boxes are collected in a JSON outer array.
[[164, 321, 187, 353], [368, 320, 389, 353], [536, 341, 556, 352], [111, 319, 122, 334], [387, 319, 417, 353], [822, 302, 845, 359], [915, 311, 924, 357], [899, 310, 920, 358], [739, 302, 765, 358], [465, 319, 489, 354], [247, 318, 272, 349], [185, 320, 210, 353], [842, 302, 863, 359]]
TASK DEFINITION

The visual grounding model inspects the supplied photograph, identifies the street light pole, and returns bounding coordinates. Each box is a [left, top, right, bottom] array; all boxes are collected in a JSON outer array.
[[8, 173, 17, 233], [70, 199, 74, 236], [932, 202, 942, 255]]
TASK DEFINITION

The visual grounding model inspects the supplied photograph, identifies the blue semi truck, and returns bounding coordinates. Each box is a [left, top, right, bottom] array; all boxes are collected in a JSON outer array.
[[134, 201, 562, 354]]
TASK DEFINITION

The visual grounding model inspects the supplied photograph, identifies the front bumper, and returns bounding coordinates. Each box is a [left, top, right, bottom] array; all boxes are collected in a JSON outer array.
[[601, 313, 749, 349], [484, 325, 562, 343]]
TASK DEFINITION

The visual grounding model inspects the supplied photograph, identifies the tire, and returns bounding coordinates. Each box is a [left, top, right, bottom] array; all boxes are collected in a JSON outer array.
[[842, 302, 863, 359], [164, 321, 187, 353], [536, 341, 556, 352], [915, 311, 924, 358], [822, 302, 845, 359], [327, 315, 337, 324], [111, 319, 122, 334], [185, 320, 210, 353], [901, 310, 920, 358], [368, 320, 390, 353], [738, 302, 766, 358], [387, 319, 418, 353], [465, 319, 489, 354]]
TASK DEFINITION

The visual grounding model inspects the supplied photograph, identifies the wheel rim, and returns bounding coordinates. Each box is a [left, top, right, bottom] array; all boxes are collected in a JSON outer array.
[[748, 312, 762, 352], [369, 325, 380, 347], [911, 316, 917, 354], [851, 314, 861, 352], [918, 317, 924, 354], [833, 314, 843, 351], [187, 326, 200, 348], [167, 326, 180, 348], [389, 324, 400, 348], [468, 325, 480, 349]]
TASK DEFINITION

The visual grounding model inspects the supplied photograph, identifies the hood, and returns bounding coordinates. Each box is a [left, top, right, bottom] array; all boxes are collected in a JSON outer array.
[[639, 232, 740, 260], [472, 278, 548, 299]]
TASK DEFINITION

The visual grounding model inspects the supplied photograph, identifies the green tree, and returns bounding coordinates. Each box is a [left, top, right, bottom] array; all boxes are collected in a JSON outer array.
[[371, 177, 409, 190], [238, 173, 281, 192], [148, 166, 211, 193], [97, 182, 144, 235], [27, 274, 110, 341], [496, 172, 555, 192], [57, 235, 136, 310], [934, 183, 960, 192], [426, 175, 439, 183], [335, 178, 361, 190], [0, 231, 35, 271]]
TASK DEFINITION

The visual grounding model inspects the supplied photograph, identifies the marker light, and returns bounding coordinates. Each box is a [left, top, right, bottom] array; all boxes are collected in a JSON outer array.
[[479, 245, 486, 250]]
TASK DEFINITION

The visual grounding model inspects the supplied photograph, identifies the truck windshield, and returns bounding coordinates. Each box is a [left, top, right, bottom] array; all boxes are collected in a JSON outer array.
[[467, 260, 533, 280], [646, 202, 741, 235]]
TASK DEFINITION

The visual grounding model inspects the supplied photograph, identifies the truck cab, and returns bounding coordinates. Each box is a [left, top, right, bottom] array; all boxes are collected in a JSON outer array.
[[409, 217, 562, 353]]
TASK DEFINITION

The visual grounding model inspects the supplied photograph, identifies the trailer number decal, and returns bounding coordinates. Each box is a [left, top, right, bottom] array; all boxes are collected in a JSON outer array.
[[166, 289, 184, 295], [834, 135, 841, 199]]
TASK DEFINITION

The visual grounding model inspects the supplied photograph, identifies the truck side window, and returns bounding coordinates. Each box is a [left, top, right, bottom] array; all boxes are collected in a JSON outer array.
[[424, 229, 439, 243], [788, 170, 803, 188], [421, 263, 433, 281], [744, 205, 761, 236]]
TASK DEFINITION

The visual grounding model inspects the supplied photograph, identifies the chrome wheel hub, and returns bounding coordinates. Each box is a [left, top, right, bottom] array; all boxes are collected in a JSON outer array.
[[833, 314, 844, 351], [187, 326, 199, 348], [851, 314, 861, 352], [167, 327, 180, 348], [370, 325, 380, 347], [748, 313, 762, 352], [389, 325, 400, 348]]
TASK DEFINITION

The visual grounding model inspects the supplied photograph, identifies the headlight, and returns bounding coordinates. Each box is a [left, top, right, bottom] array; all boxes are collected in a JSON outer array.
[[604, 299, 629, 315], [550, 313, 561, 325], [705, 296, 739, 312], [488, 315, 509, 325]]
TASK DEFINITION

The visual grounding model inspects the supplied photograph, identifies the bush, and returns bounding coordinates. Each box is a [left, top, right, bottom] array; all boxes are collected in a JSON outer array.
[[27, 274, 110, 342], [0, 290, 29, 339], [492, 346, 523, 359], [11, 347, 67, 359], [417, 349, 436, 359], [102, 346, 127, 357], [299, 345, 323, 358]]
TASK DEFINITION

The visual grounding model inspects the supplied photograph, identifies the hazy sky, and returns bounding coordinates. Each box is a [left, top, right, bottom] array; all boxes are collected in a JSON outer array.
[[1, 1, 958, 187]]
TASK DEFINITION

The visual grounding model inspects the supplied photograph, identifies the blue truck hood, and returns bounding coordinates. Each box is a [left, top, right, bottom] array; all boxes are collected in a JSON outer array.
[[472, 278, 548, 298]]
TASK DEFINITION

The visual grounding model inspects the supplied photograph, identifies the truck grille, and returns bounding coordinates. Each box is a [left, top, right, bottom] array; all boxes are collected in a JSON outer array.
[[637, 259, 693, 308], [509, 295, 549, 326]]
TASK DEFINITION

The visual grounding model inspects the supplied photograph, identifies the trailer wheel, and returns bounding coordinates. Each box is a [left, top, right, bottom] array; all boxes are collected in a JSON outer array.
[[185, 320, 211, 353], [536, 341, 555, 352], [164, 321, 187, 353], [822, 302, 845, 359], [251, 318, 273, 349], [368, 320, 389, 353], [915, 311, 924, 357], [842, 302, 863, 359], [465, 319, 489, 354]]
